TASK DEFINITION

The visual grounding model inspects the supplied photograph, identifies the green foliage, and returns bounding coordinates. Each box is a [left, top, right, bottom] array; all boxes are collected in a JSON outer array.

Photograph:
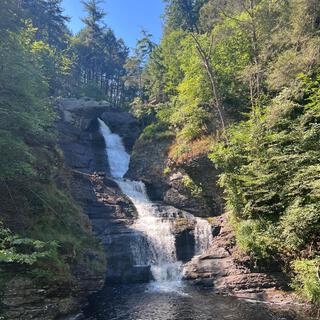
[[0, 224, 59, 266], [235, 220, 279, 261], [140, 123, 174, 141], [0, 132, 35, 181], [292, 259, 320, 305], [210, 74, 320, 301], [163, 167, 172, 175], [0, 19, 54, 183], [182, 175, 203, 197]]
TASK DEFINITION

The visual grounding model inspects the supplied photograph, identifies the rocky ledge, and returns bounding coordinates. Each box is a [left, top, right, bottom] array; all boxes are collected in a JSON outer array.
[[183, 214, 300, 305]]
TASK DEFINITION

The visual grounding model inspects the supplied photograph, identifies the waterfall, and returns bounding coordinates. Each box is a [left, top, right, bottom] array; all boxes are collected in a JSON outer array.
[[98, 118, 213, 286], [98, 119, 182, 284], [194, 218, 213, 255]]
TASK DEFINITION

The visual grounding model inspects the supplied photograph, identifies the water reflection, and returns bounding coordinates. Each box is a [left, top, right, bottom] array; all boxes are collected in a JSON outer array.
[[84, 284, 306, 320]]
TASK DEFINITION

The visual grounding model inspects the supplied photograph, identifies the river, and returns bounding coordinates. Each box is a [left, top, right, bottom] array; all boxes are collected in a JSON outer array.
[[84, 283, 308, 320]]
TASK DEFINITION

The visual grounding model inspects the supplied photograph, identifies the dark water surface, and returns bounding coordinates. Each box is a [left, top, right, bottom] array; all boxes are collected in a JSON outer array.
[[84, 283, 310, 320]]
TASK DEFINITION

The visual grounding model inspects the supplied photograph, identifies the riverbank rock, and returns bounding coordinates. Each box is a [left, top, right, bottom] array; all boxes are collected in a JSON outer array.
[[183, 214, 297, 303]]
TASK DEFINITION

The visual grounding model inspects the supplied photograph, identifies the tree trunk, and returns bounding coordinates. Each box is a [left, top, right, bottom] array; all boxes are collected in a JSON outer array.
[[190, 33, 225, 130]]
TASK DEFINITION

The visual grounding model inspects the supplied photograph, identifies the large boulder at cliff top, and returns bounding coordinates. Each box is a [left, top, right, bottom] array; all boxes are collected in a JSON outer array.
[[57, 98, 113, 131]]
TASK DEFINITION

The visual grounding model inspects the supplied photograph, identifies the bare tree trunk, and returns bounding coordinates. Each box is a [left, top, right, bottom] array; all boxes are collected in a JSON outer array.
[[190, 33, 225, 130]]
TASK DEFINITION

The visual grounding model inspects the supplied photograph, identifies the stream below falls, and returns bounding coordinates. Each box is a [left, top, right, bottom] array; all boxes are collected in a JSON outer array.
[[83, 119, 310, 320], [84, 284, 308, 320]]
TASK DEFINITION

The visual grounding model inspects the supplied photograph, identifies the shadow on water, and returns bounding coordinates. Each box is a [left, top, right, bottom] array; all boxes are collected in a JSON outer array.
[[83, 283, 307, 320]]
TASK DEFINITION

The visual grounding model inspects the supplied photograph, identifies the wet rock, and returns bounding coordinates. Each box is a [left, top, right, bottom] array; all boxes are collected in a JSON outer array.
[[183, 214, 291, 302], [175, 229, 195, 262]]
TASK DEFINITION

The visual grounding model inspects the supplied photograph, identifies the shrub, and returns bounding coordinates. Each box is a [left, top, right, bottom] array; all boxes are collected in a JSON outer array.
[[292, 259, 320, 305]]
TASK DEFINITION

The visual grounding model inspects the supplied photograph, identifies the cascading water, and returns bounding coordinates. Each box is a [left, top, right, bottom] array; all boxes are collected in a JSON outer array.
[[98, 118, 213, 287], [194, 218, 214, 255], [98, 119, 181, 284]]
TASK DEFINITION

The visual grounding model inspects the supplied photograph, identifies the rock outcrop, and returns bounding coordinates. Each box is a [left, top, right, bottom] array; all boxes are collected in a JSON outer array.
[[1, 270, 104, 320], [183, 214, 297, 304], [127, 135, 223, 217]]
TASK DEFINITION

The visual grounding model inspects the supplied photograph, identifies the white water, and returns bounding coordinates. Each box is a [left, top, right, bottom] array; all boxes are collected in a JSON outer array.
[[98, 118, 212, 286], [194, 218, 213, 255]]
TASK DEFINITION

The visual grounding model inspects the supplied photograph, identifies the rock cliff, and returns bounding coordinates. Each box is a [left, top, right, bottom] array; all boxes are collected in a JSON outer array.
[[127, 135, 223, 217]]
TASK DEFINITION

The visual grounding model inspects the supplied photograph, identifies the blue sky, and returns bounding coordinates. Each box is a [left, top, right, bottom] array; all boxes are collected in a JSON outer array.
[[61, 0, 165, 50]]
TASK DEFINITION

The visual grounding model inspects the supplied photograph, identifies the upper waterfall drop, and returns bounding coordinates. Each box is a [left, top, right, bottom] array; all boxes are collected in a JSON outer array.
[[98, 118, 130, 179]]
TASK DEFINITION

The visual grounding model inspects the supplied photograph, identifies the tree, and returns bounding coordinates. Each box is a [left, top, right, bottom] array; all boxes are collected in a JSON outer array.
[[124, 30, 156, 100], [71, 0, 129, 106], [22, 0, 70, 49], [164, 0, 226, 130]]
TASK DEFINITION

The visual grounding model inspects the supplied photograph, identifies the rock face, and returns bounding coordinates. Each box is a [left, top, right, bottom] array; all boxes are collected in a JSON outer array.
[[1, 271, 105, 320], [175, 155, 224, 216], [57, 99, 151, 285], [183, 214, 294, 303], [127, 136, 223, 217], [127, 136, 171, 201]]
